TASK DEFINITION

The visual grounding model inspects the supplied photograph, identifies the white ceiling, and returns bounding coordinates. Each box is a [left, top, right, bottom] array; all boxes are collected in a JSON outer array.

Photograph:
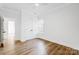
[[1, 3, 69, 11], [2, 3, 64, 9], [0, 3, 76, 18], [0, 3, 79, 15]]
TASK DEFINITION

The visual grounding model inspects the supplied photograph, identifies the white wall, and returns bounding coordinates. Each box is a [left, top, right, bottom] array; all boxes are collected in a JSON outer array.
[[21, 9, 44, 41], [37, 4, 79, 50], [21, 9, 35, 41]]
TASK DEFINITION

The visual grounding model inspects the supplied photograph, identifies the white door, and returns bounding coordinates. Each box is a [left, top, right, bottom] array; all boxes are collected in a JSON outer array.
[[3, 17, 8, 40]]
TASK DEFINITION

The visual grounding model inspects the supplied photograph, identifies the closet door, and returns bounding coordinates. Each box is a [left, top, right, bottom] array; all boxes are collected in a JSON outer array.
[[0, 16, 1, 42], [0, 16, 4, 42], [3, 17, 8, 40]]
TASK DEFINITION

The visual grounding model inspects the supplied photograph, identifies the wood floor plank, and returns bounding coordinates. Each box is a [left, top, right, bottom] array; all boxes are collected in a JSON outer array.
[[0, 38, 79, 55]]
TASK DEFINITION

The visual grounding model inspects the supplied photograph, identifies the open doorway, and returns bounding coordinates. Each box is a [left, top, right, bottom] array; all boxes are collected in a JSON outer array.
[[8, 21, 15, 39], [3, 17, 15, 48]]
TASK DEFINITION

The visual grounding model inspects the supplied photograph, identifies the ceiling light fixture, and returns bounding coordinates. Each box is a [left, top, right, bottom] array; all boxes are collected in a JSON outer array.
[[35, 3, 39, 7]]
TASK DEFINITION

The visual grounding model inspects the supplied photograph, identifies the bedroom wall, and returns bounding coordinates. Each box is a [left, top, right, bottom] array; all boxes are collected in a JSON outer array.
[[21, 9, 38, 41], [21, 8, 44, 41], [36, 4, 79, 50], [21, 9, 34, 40]]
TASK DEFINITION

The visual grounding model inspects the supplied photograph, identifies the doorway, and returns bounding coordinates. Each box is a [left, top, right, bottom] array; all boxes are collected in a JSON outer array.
[[8, 21, 15, 39], [3, 17, 15, 48]]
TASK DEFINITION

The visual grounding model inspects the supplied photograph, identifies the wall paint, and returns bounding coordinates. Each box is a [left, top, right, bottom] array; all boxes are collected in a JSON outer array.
[[36, 4, 79, 50], [21, 9, 35, 41], [21, 9, 44, 41]]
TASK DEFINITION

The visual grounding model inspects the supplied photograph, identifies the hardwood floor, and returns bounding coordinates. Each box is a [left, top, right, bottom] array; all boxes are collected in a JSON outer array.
[[0, 38, 79, 55]]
